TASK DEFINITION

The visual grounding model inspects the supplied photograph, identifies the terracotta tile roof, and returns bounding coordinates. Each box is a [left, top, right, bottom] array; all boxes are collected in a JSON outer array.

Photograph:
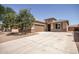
[[35, 20, 45, 24], [56, 20, 68, 22], [35, 18, 69, 25], [45, 17, 57, 21], [54, 20, 69, 25]]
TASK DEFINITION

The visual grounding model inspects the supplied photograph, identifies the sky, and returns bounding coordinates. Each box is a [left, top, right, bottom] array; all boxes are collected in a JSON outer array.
[[3, 4, 79, 25]]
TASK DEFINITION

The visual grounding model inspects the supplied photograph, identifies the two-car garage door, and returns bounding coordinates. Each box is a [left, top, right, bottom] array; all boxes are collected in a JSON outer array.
[[34, 25, 45, 32]]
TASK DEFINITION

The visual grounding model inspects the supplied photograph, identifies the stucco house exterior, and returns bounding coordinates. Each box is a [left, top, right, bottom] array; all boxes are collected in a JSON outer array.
[[30, 17, 69, 32]]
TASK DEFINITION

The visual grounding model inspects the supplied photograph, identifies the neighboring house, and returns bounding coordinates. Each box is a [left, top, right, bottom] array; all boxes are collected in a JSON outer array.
[[30, 17, 69, 32], [68, 24, 79, 32]]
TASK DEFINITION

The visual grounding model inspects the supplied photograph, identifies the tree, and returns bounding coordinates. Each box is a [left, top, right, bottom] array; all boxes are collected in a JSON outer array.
[[0, 4, 5, 21], [0, 5, 15, 21], [18, 9, 35, 33], [2, 6, 35, 33], [2, 13, 16, 31], [0, 5, 5, 14], [5, 7, 15, 14], [2, 6, 16, 31]]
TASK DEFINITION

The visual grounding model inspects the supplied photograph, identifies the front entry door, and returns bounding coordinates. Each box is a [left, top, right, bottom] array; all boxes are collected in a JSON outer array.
[[47, 24, 51, 31]]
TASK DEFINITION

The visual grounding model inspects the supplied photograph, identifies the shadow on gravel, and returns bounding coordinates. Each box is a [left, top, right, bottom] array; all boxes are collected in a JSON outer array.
[[73, 32, 79, 53], [6, 32, 38, 36], [6, 32, 22, 36]]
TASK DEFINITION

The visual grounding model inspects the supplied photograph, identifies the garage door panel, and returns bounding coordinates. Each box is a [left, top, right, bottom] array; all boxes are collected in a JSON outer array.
[[34, 25, 45, 32]]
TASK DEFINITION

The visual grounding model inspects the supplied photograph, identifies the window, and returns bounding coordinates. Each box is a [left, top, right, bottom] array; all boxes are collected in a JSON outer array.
[[55, 23, 61, 29]]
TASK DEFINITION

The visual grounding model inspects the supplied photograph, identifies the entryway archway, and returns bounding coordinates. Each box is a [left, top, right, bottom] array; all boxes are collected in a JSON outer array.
[[47, 24, 51, 31]]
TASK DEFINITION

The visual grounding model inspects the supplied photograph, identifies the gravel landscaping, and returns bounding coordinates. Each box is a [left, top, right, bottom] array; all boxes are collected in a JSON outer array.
[[0, 32, 37, 43]]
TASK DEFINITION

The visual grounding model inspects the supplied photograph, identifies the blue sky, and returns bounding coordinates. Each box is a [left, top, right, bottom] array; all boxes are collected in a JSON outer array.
[[3, 4, 79, 25]]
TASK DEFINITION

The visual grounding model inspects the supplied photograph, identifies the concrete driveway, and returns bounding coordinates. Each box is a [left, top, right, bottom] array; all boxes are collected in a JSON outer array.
[[0, 32, 78, 54]]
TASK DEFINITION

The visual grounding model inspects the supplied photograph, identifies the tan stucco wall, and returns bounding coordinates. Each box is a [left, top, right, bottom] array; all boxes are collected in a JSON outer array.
[[62, 21, 69, 32], [51, 21, 68, 32]]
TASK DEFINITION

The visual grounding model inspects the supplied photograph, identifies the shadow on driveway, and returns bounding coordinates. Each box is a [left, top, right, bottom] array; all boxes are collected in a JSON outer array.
[[73, 32, 79, 53]]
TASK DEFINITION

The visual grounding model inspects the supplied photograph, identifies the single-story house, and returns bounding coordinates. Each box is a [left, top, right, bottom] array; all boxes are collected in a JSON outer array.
[[30, 17, 69, 32]]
